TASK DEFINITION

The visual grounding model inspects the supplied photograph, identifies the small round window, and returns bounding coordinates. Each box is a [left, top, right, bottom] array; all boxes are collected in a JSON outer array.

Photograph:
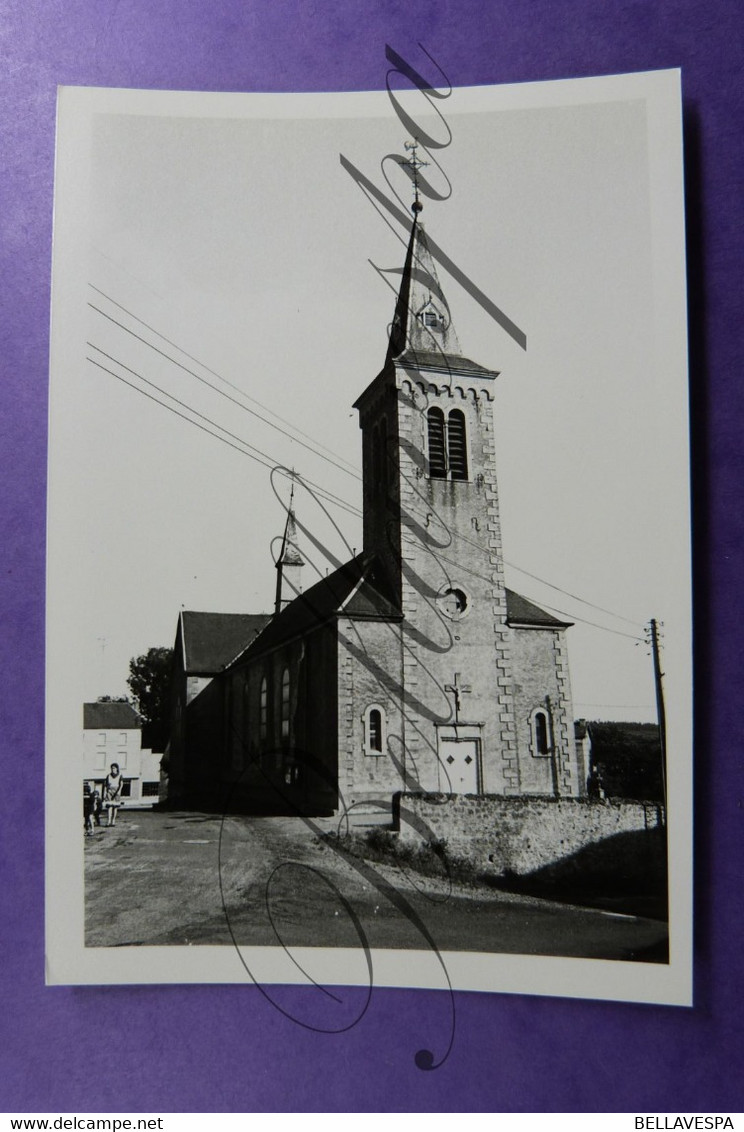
[[437, 586, 469, 620]]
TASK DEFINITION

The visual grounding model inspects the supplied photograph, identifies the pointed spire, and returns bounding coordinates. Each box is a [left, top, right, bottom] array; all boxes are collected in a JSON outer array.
[[274, 483, 304, 614], [386, 218, 462, 365], [280, 508, 304, 568]]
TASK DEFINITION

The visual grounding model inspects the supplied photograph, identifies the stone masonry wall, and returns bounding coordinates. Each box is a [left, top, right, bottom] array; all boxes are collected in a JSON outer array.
[[396, 792, 664, 876]]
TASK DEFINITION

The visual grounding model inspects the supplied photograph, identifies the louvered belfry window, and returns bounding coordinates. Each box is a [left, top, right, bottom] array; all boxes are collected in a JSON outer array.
[[447, 410, 468, 480], [427, 407, 447, 478], [427, 406, 469, 481]]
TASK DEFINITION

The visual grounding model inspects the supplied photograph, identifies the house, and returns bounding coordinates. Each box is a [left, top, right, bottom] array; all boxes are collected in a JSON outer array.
[[82, 700, 161, 806], [168, 610, 271, 807], [168, 208, 585, 817]]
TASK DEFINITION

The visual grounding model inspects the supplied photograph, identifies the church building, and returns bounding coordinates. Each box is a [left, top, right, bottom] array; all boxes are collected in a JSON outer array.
[[168, 202, 583, 817]]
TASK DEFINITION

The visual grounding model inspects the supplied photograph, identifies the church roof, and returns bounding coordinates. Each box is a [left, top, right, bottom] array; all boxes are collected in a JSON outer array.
[[83, 701, 141, 729], [180, 611, 272, 673], [395, 348, 498, 379], [233, 554, 401, 663], [505, 589, 572, 629], [385, 217, 499, 380]]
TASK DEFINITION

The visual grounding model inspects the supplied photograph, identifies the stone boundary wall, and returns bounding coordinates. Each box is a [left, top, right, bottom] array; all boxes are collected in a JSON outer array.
[[395, 792, 664, 876]]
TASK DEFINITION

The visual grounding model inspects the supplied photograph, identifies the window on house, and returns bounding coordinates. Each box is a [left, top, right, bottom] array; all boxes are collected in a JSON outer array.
[[364, 704, 386, 756], [259, 676, 268, 741], [142, 781, 160, 797], [94, 734, 106, 769], [447, 409, 469, 480], [121, 780, 132, 797], [281, 668, 290, 741], [427, 407, 447, 478]]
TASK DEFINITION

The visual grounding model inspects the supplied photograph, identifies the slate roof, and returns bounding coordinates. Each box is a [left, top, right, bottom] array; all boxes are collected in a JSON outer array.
[[505, 589, 572, 628], [180, 611, 272, 673], [396, 349, 498, 379], [83, 702, 141, 729], [233, 554, 401, 664]]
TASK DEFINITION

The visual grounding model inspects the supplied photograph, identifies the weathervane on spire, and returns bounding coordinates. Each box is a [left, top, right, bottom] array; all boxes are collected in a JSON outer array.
[[403, 139, 428, 215]]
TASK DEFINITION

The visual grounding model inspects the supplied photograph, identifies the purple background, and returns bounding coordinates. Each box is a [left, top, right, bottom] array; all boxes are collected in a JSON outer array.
[[1, 0, 742, 1113]]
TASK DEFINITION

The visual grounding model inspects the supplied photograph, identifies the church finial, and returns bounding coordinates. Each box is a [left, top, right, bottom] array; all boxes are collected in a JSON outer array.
[[403, 139, 428, 215]]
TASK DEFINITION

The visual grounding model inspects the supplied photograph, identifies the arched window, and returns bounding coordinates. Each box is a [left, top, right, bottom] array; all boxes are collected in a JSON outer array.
[[259, 676, 268, 742], [447, 409, 468, 480], [531, 708, 552, 756], [281, 668, 290, 741], [427, 406, 469, 481], [369, 709, 382, 752], [427, 407, 446, 478], [363, 704, 386, 756]]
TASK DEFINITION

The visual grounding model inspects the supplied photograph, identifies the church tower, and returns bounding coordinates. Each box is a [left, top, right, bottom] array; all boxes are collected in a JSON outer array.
[[354, 180, 579, 799]]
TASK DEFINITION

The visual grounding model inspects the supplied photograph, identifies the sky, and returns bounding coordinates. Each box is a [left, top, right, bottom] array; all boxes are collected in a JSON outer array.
[[48, 76, 689, 726]]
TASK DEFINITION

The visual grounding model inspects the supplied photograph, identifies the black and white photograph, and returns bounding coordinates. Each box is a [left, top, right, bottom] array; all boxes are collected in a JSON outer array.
[[46, 71, 691, 1004]]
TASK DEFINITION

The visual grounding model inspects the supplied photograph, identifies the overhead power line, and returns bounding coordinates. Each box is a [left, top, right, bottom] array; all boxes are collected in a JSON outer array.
[[502, 558, 645, 629], [89, 283, 361, 475], [574, 702, 656, 710], [87, 286, 648, 639], [86, 349, 362, 519], [527, 596, 645, 642], [88, 297, 362, 482]]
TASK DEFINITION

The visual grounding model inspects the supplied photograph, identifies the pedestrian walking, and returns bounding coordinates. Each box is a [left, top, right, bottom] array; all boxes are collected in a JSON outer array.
[[103, 763, 124, 827], [90, 782, 102, 826], [83, 780, 95, 836]]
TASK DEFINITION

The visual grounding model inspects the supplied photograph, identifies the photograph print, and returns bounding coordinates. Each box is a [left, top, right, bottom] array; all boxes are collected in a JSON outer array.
[[46, 68, 691, 1005]]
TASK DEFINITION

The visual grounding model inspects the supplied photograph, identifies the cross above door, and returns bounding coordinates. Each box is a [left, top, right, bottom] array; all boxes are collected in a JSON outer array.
[[445, 672, 472, 723]]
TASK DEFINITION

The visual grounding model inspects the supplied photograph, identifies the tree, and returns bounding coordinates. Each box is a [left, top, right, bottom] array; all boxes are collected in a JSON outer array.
[[127, 647, 173, 753]]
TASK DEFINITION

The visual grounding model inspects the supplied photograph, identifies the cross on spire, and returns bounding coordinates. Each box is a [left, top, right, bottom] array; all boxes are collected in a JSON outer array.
[[403, 139, 429, 215], [445, 672, 472, 723]]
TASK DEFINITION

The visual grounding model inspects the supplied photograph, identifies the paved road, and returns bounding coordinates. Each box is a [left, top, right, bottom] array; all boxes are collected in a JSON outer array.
[[85, 810, 668, 962]]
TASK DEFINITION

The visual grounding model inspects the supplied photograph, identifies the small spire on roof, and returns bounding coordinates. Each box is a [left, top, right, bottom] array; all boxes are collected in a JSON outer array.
[[275, 477, 304, 613], [280, 475, 304, 568]]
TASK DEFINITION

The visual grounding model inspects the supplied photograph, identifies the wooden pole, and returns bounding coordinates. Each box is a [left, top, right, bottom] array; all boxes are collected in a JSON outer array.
[[649, 618, 667, 814]]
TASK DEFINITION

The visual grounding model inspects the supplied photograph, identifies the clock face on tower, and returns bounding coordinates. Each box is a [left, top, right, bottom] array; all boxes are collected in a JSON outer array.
[[437, 586, 469, 620]]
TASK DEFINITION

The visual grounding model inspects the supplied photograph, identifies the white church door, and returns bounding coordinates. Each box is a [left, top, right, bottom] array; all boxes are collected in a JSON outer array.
[[439, 736, 480, 795]]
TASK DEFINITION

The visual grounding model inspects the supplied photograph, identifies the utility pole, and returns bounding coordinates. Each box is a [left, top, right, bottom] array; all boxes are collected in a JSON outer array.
[[648, 618, 667, 813]]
